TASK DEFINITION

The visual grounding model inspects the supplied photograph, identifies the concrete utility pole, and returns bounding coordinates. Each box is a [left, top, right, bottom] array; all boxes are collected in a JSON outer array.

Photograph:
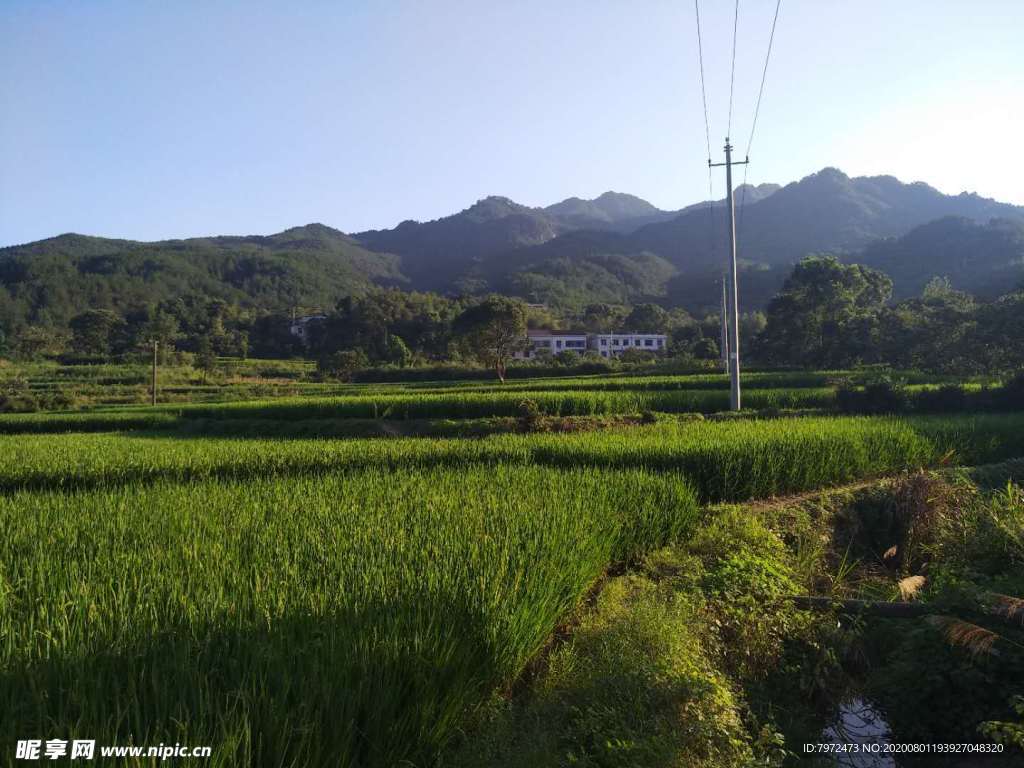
[[151, 340, 159, 406], [720, 276, 729, 373], [710, 137, 748, 411]]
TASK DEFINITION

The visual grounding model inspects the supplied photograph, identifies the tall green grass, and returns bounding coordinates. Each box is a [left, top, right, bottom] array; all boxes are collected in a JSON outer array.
[[0, 465, 697, 767], [0, 387, 836, 433], [2, 414, 1022, 500]]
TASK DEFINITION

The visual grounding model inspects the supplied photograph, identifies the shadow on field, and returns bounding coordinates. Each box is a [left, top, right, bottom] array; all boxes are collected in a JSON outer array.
[[1, 595, 504, 767]]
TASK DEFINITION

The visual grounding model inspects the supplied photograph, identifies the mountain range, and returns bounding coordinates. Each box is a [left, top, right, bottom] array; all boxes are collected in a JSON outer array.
[[2, 168, 1022, 326]]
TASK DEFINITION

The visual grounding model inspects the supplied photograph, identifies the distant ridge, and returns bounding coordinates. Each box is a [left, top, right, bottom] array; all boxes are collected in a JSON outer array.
[[3, 169, 1022, 324]]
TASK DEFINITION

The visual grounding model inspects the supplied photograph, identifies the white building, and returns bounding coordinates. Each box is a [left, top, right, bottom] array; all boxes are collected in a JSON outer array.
[[289, 315, 327, 345], [590, 332, 667, 358], [513, 329, 669, 359], [514, 330, 589, 359]]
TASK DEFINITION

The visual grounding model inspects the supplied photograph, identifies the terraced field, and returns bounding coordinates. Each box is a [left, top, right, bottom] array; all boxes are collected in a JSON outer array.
[[1, 366, 1022, 765]]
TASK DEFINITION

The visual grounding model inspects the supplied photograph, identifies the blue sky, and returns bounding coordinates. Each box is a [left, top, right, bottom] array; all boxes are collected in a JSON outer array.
[[1, 0, 1021, 246]]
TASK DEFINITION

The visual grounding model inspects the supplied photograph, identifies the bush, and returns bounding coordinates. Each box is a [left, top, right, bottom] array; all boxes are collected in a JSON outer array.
[[913, 384, 968, 413], [835, 376, 909, 414], [1000, 370, 1024, 409], [317, 349, 368, 381]]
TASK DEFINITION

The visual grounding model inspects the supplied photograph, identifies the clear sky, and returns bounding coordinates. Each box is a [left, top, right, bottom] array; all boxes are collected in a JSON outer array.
[[1, 0, 1021, 247]]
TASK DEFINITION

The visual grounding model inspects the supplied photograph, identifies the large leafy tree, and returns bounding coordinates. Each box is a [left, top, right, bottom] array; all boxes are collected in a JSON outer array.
[[453, 296, 528, 381], [877, 278, 977, 372], [622, 303, 669, 333], [757, 255, 892, 368], [69, 309, 126, 356]]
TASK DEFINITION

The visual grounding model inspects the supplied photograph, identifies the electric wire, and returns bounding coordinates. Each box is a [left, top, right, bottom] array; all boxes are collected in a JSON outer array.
[[694, 1, 718, 273], [738, 0, 783, 240], [727, 0, 740, 139]]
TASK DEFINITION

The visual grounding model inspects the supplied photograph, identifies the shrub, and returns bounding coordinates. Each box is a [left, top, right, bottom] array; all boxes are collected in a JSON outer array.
[[1000, 370, 1024, 409], [836, 376, 909, 414], [913, 384, 968, 413]]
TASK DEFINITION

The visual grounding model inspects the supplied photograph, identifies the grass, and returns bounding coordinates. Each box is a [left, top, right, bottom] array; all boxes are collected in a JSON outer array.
[[0, 387, 834, 432], [1, 414, 1023, 500], [0, 465, 698, 767], [1, 361, 1023, 767]]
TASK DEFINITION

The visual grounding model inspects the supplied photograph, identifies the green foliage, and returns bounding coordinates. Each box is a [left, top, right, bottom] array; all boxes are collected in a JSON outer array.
[[450, 567, 756, 768], [0, 226, 403, 330], [453, 296, 529, 381], [862, 478, 1024, 752], [758, 255, 893, 368], [835, 375, 909, 414], [980, 697, 1024, 750], [317, 349, 369, 381], [0, 465, 697, 767], [69, 309, 126, 355]]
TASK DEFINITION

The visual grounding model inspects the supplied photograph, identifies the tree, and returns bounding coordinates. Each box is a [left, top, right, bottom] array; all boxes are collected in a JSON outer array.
[[134, 309, 180, 363], [692, 337, 720, 360], [453, 296, 528, 381], [622, 303, 669, 333], [876, 278, 977, 372], [581, 303, 629, 333], [69, 309, 125, 357], [195, 336, 218, 382], [318, 349, 369, 381], [13, 325, 69, 360], [757, 255, 892, 368], [387, 335, 413, 368]]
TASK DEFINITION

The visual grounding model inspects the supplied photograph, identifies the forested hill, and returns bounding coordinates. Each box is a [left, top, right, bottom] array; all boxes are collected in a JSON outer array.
[[2, 170, 1023, 329], [352, 191, 692, 291], [0, 225, 405, 327], [465, 170, 1024, 311], [859, 216, 1024, 299]]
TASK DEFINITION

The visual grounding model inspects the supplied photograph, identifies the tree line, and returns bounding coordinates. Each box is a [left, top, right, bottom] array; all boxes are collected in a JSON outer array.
[[1, 254, 1022, 377]]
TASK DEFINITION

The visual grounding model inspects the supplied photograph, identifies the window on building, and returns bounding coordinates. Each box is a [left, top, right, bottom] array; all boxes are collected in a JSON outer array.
[[600, 339, 607, 346], [644, 339, 653, 347]]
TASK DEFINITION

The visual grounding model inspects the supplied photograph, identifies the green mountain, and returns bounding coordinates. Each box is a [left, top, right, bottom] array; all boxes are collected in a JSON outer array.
[[0, 224, 403, 327], [4, 170, 1023, 330], [543, 191, 678, 232], [859, 216, 1024, 298], [476, 170, 1023, 313], [354, 191, 688, 291]]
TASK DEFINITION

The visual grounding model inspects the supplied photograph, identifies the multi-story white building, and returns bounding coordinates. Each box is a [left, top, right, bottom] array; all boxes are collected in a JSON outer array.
[[590, 332, 667, 358], [514, 330, 589, 359], [514, 329, 669, 359]]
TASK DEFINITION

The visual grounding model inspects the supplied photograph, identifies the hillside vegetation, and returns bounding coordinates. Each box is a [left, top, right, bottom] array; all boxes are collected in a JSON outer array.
[[3, 168, 1022, 330]]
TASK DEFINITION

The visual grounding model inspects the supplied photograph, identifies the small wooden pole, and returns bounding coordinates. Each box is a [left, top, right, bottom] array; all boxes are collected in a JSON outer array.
[[152, 340, 159, 406]]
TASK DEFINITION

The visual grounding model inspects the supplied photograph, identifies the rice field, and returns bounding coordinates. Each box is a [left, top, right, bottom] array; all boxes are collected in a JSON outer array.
[[4, 414, 1023, 499], [0, 387, 835, 434], [0, 466, 696, 766], [1, 364, 1023, 765]]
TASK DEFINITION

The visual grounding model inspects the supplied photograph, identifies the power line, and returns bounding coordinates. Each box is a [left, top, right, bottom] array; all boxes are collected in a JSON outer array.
[[694, 1, 719, 305], [727, 0, 740, 138], [744, 0, 782, 158], [693, 0, 713, 163], [738, 0, 782, 241]]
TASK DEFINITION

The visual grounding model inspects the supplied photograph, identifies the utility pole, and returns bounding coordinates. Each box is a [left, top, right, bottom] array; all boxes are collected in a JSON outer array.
[[151, 340, 159, 406], [710, 137, 748, 411], [719, 276, 729, 373]]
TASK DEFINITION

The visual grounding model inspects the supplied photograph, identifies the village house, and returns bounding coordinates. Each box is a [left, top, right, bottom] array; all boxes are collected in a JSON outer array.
[[288, 314, 327, 345], [514, 329, 668, 359], [590, 332, 667, 358], [514, 330, 589, 359]]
